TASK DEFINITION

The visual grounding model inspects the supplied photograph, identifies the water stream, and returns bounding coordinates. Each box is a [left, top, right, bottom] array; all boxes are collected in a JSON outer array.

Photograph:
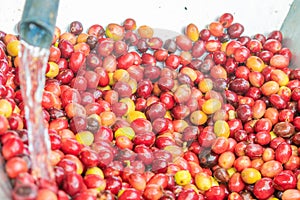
[[18, 40, 54, 182], [0, 152, 12, 199]]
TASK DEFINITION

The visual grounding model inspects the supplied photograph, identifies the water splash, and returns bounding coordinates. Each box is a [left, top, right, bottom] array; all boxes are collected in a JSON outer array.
[[0, 152, 12, 199], [18, 40, 54, 182]]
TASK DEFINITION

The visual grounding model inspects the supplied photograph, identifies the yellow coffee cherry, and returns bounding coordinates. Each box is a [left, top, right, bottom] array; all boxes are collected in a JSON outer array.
[[117, 189, 125, 198], [221, 41, 229, 52], [195, 172, 212, 191], [98, 85, 111, 91], [202, 98, 222, 115], [269, 131, 277, 140], [85, 167, 104, 178], [164, 110, 172, 120], [186, 23, 199, 42], [190, 110, 208, 125], [108, 72, 115, 86], [267, 198, 279, 200], [113, 69, 130, 82], [119, 97, 135, 116], [246, 56, 265, 72], [211, 176, 219, 186], [214, 120, 230, 138], [0, 99, 13, 118], [126, 110, 146, 123], [114, 126, 135, 140], [7, 40, 20, 57], [227, 167, 237, 177], [270, 69, 289, 86], [75, 131, 94, 146], [241, 168, 261, 184], [46, 62, 59, 78], [174, 170, 192, 186], [198, 78, 213, 93]]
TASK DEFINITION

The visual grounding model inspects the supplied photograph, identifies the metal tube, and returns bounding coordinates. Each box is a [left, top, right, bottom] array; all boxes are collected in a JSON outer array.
[[19, 0, 59, 48]]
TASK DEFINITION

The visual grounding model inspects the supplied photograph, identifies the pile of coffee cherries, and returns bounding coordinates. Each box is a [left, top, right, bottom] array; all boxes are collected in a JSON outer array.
[[1, 13, 300, 200]]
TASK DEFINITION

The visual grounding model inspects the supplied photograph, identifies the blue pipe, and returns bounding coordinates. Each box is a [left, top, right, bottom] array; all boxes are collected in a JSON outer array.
[[19, 0, 60, 48]]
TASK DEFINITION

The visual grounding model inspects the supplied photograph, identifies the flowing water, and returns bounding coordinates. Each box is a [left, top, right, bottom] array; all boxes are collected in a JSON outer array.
[[18, 40, 54, 182], [0, 153, 11, 199]]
